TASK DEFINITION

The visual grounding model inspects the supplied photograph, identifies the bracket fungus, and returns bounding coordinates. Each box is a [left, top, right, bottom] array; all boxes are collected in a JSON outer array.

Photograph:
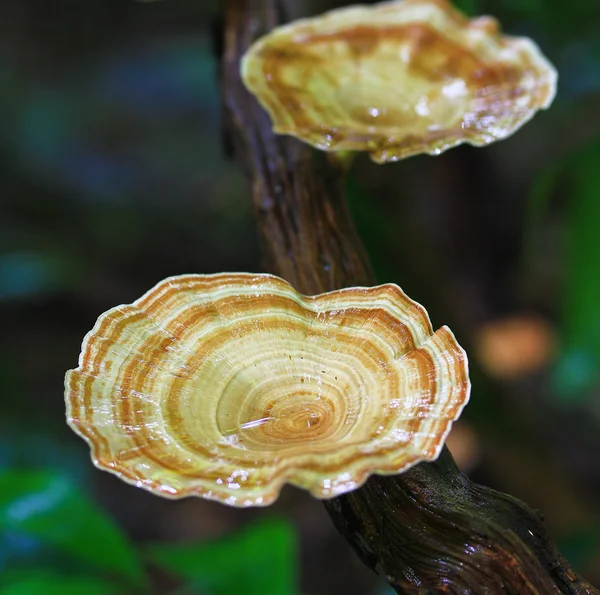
[[241, 0, 557, 163], [65, 273, 470, 507]]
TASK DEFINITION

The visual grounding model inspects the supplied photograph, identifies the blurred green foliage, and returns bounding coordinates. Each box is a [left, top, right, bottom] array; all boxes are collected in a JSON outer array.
[[524, 135, 600, 402], [146, 519, 297, 595], [0, 470, 145, 586], [0, 468, 298, 595], [548, 139, 600, 400], [0, 571, 121, 595]]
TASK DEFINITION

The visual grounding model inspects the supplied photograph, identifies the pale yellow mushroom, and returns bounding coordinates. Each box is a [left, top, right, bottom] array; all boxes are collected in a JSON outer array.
[[65, 273, 470, 507], [241, 0, 557, 163]]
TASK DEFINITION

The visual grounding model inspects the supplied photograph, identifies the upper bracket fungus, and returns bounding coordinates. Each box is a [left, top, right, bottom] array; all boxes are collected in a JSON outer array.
[[65, 273, 470, 507], [241, 0, 557, 163]]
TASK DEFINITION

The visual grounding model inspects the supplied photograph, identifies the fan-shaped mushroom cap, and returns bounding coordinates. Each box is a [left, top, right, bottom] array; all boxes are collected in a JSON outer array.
[[65, 273, 470, 507], [241, 0, 557, 163]]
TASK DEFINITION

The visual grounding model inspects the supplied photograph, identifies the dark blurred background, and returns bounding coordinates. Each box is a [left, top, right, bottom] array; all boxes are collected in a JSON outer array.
[[1, 1, 599, 594]]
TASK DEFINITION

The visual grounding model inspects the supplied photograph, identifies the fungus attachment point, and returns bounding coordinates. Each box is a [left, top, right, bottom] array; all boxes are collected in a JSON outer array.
[[65, 273, 470, 507], [241, 0, 557, 162]]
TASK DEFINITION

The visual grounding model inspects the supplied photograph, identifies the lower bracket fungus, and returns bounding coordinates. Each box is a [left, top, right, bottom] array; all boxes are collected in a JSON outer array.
[[241, 0, 557, 163], [65, 273, 470, 507]]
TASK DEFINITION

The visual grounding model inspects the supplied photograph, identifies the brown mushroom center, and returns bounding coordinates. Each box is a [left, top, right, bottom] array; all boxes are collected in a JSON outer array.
[[214, 356, 363, 451]]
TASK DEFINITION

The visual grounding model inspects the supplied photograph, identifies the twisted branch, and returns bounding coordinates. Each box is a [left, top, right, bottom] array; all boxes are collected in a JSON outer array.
[[219, 1, 597, 592]]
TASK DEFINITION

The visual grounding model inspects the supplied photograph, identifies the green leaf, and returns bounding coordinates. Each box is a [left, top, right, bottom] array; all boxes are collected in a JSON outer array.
[[0, 571, 120, 595], [557, 525, 600, 573], [525, 165, 561, 227], [452, 0, 481, 15], [146, 517, 297, 595], [0, 470, 145, 587], [554, 139, 600, 399]]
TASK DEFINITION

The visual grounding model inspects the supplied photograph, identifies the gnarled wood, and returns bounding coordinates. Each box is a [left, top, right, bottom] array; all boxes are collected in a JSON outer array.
[[220, 1, 598, 592]]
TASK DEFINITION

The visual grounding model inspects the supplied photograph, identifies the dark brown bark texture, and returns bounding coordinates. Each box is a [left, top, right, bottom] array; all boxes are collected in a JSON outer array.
[[220, 1, 598, 593]]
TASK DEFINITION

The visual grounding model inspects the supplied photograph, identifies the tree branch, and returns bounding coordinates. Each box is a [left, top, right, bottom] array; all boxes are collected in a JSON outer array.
[[220, 1, 598, 592]]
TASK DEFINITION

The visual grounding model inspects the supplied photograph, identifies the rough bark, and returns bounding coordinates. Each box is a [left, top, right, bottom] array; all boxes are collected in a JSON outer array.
[[220, 1, 598, 593]]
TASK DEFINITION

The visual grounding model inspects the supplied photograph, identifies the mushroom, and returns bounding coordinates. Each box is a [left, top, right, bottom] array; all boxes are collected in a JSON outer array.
[[65, 273, 470, 507], [241, 0, 557, 163]]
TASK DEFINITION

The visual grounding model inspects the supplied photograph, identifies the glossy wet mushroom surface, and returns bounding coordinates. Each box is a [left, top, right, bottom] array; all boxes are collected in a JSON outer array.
[[241, 0, 557, 162], [65, 273, 470, 506]]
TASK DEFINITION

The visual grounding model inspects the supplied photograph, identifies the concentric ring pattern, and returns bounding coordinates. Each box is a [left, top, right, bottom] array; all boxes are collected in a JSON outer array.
[[241, 0, 557, 163], [65, 273, 470, 507]]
